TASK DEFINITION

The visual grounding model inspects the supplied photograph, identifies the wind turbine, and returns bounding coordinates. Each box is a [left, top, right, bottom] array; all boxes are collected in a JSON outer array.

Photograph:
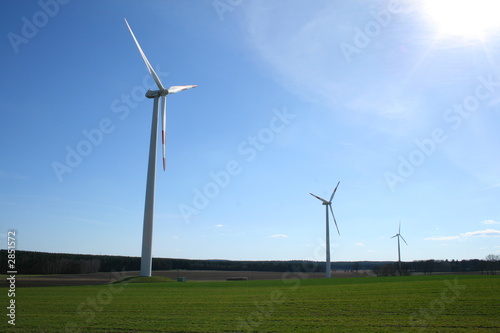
[[124, 19, 196, 277], [310, 181, 340, 278], [391, 221, 408, 276]]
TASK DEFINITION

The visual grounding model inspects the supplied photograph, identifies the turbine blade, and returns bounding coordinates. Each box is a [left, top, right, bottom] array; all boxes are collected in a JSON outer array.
[[310, 193, 329, 204], [124, 18, 165, 91], [167, 85, 197, 94], [400, 234, 408, 245], [329, 181, 340, 202], [391, 234, 398, 238], [329, 205, 340, 235], [161, 95, 167, 171]]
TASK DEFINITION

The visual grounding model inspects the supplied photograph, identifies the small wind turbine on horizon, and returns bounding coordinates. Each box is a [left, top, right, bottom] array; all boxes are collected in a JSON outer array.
[[391, 221, 408, 276], [310, 181, 340, 278], [124, 18, 197, 277]]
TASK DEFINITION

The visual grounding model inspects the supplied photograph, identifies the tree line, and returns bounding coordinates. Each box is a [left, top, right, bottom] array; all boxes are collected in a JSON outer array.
[[370, 257, 499, 276], [1, 250, 498, 275]]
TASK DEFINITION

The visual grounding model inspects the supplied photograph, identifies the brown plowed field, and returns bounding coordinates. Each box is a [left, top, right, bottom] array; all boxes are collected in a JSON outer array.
[[7, 270, 370, 287]]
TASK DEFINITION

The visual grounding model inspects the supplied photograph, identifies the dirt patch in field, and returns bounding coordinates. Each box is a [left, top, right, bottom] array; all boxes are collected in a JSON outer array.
[[9, 270, 370, 287]]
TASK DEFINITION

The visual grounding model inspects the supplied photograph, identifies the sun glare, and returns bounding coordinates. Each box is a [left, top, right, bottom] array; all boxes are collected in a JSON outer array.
[[424, 0, 500, 39]]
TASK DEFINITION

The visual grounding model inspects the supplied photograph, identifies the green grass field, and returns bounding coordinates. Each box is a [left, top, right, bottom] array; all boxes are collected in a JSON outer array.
[[2, 274, 499, 332]]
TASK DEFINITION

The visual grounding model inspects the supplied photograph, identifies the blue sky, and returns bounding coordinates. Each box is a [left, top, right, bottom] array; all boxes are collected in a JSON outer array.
[[1, 0, 499, 263]]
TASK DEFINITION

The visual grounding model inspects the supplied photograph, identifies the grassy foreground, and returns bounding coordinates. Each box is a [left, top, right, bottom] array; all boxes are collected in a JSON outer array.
[[2, 274, 499, 332]]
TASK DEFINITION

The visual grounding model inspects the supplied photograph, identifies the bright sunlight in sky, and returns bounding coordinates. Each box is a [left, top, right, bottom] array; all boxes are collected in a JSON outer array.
[[424, 0, 500, 39], [1, 0, 499, 263]]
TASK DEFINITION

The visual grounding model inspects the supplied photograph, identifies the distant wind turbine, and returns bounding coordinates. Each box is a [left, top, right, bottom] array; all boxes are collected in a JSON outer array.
[[124, 19, 197, 277], [310, 181, 340, 278], [391, 221, 408, 276]]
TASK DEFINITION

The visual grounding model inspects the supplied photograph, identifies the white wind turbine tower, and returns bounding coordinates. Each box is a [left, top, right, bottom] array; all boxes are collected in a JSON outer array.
[[310, 181, 340, 278], [124, 19, 197, 277], [391, 221, 408, 276]]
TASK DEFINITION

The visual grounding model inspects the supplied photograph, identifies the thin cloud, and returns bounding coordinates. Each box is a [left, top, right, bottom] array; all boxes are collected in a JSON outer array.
[[0, 170, 27, 180], [462, 229, 500, 237], [243, 1, 423, 136], [484, 182, 500, 189], [482, 220, 500, 225], [425, 236, 460, 241], [270, 234, 288, 238], [487, 95, 500, 107], [355, 242, 365, 247], [215, 224, 224, 228], [426, 229, 500, 241], [50, 215, 108, 226]]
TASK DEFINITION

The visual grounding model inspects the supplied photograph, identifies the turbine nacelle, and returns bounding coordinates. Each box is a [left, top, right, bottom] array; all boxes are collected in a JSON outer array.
[[310, 181, 341, 236], [309, 193, 330, 205], [391, 221, 408, 245], [145, 85, 197, 99], [145, 89, 165, 98]]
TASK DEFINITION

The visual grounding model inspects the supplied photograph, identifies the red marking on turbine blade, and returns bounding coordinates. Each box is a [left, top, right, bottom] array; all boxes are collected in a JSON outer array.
[[163, 158, 166, 171], [162, 130, 165, 144]]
